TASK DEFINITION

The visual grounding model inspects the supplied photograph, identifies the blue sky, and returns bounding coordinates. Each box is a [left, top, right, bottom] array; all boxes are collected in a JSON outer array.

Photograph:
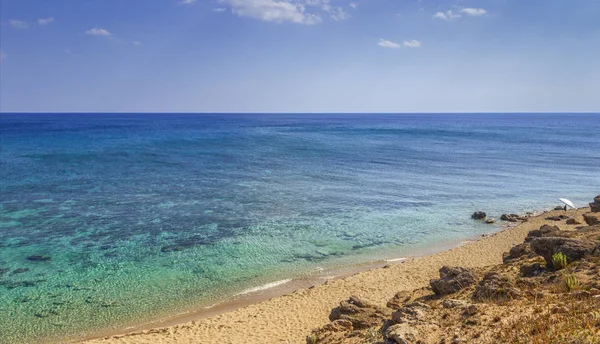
[[1, 0, 599, 112]]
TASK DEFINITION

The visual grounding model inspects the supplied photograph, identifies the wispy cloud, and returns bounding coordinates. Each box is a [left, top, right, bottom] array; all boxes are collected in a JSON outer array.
[[0, 50, 6, 62], [132, 41, 142, 46], [38, 17, 55, 26], [218, 0, 350, 24], [378, 39, 400, 49], [214, 8, 227, 12], [219, 0, 321, 25], [85, 28, 112, 36], [461, 8, 486, 16], [349, 3, 357, 9], [433, 10, 461, 21], [10, 20, 29, 29], [403, 40, 421, 48], [434, 8, 487, 20], [180, 0, 197, 5]]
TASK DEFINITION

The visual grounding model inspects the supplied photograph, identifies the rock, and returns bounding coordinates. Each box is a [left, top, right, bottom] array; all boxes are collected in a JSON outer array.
[[530, 237, 597, 268], [26, 255, 51, 262], [385, 323, 417, 344], [329, 296, 391, 329], [520, 262, 543, 277], [555, 206, 565, 211], [430, 266, 476, 296], [473, 271, 522, 301], [566, 219, 582, 225], [321, 319, 353, 332], [590, 195, 600, 212], [525, 225, 560, 241], [442, 299, 469, 309], [503, 243, 533, 263], [11, 268, 30, 275], [583, 213, 600, 226], [391, 302, 429, 324], [485, 218, 496, 224], [546, 216, 562, 221], [500, 214, 523, 222], [387, 291, 413, 309], [471, 211, 486, 220]]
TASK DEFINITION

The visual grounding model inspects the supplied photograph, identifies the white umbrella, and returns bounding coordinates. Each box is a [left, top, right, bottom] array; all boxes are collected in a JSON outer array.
[[558, 198, 575, 209]]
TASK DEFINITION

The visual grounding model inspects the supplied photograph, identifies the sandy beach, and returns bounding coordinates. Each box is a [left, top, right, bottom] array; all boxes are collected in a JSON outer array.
[[80, 207, 591, 344]]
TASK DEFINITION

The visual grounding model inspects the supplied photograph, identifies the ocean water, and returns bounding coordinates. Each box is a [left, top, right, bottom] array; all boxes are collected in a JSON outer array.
[[0, 113, 599, 343]]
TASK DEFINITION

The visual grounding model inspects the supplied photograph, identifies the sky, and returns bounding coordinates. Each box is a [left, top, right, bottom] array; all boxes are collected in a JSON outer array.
[[0, 0, 599, 113]]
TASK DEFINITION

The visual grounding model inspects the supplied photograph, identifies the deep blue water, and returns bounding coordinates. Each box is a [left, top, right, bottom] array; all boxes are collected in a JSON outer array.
[[1, 113, 599, 343]]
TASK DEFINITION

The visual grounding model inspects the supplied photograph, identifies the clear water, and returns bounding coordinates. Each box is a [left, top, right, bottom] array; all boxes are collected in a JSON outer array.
[[1, 113, 599, 343]]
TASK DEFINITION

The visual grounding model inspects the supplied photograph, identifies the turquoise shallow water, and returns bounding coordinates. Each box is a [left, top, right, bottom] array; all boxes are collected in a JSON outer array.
[[0, 113, 599, 343]]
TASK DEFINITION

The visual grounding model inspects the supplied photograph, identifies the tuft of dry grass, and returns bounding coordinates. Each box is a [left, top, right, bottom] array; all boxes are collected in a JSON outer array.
[[496, 296, 600, 344]]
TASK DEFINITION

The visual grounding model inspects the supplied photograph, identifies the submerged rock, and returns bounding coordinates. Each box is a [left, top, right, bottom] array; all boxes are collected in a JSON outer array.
[[26, 255, 51, 262], [430, 266, 476, 296]]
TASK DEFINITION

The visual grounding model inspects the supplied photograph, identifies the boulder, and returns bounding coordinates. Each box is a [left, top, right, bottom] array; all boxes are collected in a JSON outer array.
[[385, 323, 417, 344], [500, 214, 523, 222], [530, 237, 597, 268], [566, 219, 582, 225], [485, 218, 496, 224], [430, 266, 476, 296], [473, 271, 522, 301], [502, 243, 533, 263], [320, 319, 353, 332], [525, 225, 560, 241], [583, 213, 600, 226], [555, 206, 566, 211], [387, 291, 413, 310], [329, 296, 391, 329], [590, 195, 600, 212], [471, 211, 486, 220]]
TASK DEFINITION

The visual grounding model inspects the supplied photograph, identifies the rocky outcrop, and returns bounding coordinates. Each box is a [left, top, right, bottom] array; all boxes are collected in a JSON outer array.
[[473, 271, 522, 301], [471, 211, 486, 220], [329, 296, 391, 330], [590, 195, 600, 212], [530, 237, 597, 268], [430, 266, 476, 296], [525, 225, 560, 241]]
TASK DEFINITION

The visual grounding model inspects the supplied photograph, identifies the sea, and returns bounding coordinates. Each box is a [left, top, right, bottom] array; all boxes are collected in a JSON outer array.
[[1, 113, 599, 343]]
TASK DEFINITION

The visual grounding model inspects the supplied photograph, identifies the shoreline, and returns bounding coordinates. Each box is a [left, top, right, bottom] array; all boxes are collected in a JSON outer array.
[[78, 206, 588, 344]]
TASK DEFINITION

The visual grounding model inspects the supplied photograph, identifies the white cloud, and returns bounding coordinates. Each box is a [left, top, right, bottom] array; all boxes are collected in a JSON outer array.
[[403, 40, 421, 48], [38, 17, 55, 26], [214, 8, 227, 12], [349, 2, 357, 9], [219, 0, 350, 24], [433, 10, 460, 21], [0, 50, 6, 62], [461, 8, 486, 16], [85, 28, 112, 36], [10, 20, 29, 29], [378, 39, 400, 49], [180, 0, 197, 4], [219, 0, 321, 25], [133, 41, 142, 45]]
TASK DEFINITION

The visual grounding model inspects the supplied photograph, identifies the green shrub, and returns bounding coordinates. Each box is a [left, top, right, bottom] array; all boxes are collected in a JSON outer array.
[[552, 252, 568, 270], [564, 274, 580, 292]]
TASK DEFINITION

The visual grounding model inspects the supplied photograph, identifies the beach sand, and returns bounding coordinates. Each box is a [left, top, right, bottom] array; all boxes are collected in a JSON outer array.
[[81, 207, 590, 344]]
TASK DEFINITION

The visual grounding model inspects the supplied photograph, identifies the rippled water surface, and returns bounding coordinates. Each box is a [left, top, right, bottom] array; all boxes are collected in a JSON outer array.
[[1, 113, 599, 343]]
